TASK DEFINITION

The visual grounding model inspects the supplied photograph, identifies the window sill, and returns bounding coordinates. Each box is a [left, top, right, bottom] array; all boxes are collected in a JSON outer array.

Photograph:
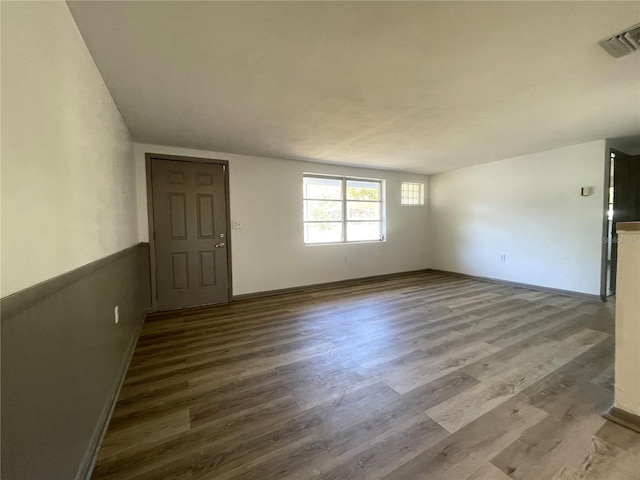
[[304, 240, 387, 246]]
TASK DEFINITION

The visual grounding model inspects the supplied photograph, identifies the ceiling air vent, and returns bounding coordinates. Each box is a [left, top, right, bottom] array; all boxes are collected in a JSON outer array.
[[599, 23, 640, 58]]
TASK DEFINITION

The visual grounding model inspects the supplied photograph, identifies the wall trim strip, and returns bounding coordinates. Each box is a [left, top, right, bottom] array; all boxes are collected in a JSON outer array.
[[232, 269, 435, 301], [617, 221, 640, 232], [234, 268, 602, 303], [428, 269, 603, 302], [1, 243, 143, 320], [603, 405, 640, 434]]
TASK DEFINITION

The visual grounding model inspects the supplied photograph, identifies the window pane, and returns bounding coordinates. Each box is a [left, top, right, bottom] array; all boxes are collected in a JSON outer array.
[[304, 200, 342, 221], [347, 201, 381, 220], [401, 182, 424, 205], [304, 177, 342, 200], [304, 222, 343, 244], [346, 180, 380, 201], [346, 221, 381, 242]]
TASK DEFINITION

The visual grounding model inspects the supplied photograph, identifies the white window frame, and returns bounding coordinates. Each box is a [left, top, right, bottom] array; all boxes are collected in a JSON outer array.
[[400, 181, 425, 206], [303, 174, 386, 245]]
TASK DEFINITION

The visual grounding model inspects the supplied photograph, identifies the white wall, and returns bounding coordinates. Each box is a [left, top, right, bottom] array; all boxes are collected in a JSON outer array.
[[614, 225, 640, 416], [429, 140, 606, 295], [134, 144, 429, 295], [1, 2, 138, 297]]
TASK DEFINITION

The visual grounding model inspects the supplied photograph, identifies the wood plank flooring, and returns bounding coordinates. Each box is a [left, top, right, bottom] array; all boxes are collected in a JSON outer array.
[[91, 271, 640, 480]]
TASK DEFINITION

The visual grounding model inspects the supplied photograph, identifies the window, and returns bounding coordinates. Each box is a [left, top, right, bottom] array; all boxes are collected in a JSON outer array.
[[401, 182, 425, 205], [303, 175, 384, 244]]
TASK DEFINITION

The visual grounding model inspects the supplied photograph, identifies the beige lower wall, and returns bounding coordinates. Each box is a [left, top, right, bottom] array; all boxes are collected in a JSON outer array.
[[614, 226, 640, 416]]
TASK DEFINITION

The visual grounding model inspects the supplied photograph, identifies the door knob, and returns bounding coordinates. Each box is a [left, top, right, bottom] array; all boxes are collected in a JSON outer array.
[[215, 242, 226, 248]]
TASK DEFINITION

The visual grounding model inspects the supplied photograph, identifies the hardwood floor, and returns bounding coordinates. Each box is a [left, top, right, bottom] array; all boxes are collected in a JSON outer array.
[[91, 271, 640, 480]]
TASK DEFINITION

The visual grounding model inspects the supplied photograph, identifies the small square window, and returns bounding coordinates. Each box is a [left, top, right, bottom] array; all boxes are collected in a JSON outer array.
[[401, 182, 424, 205]]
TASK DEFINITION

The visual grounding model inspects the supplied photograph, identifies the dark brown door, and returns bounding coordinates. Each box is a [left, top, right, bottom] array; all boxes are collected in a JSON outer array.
[[151, 159, 229, 310], [610, 150, 640, 293]]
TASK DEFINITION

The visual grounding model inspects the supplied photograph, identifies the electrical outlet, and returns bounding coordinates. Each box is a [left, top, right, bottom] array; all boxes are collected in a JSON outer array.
[[232, 220, 242, 229], [500, 254, 506, 262], [114, 306, 119, 324]]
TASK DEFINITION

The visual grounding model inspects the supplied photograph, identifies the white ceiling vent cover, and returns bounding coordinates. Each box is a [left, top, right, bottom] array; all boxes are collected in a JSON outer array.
[[599, 24, 640, 58]]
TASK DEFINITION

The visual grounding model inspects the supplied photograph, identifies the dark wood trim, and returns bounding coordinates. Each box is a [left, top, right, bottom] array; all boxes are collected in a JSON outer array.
[[232, 269, 434, 301], [145, 153, 233, 311], [82, 312, 146, 480], [429, 269, 603, 302], [145, 156, 158, 311], [1, 243, 143, 320], [603, 405, 640, 434]]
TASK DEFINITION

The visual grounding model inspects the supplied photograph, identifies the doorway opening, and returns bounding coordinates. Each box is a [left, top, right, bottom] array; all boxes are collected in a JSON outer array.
[[603, 146, 640, 298]]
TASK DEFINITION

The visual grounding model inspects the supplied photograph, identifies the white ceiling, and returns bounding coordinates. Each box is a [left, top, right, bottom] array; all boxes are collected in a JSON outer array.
[[67, 1, 640, 174]]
